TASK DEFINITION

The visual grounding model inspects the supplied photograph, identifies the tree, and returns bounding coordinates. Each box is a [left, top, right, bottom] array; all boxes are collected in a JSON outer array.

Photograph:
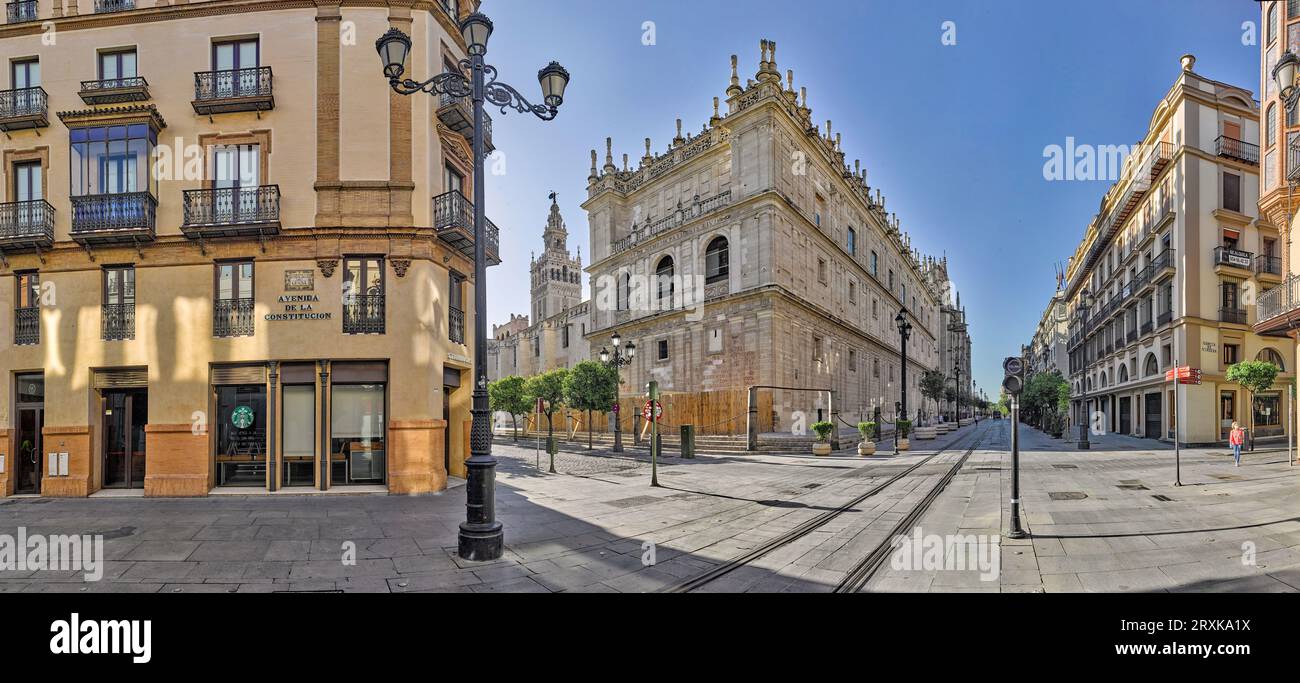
[[943, 386, 958, 421], [920, 370, 947, 425], [524, 368, 569, 472], [564, 361, 618, 451], [1226, 360, 1280, 444], [488, 375, 530, 442], [1022, 370, 1068, 434]]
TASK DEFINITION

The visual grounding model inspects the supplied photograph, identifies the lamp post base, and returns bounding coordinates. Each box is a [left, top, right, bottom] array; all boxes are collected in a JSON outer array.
[[457, 521, 504, 561], [1077, 425, 1090, 450]]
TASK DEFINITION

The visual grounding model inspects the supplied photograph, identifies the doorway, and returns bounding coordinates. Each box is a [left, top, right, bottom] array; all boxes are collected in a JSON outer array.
[[102, 389, 148, 488], [1220, 390, 1235, 441], [1144, 392, 1161, 439], [1118, 396, 1131, 436], [15, 373, 44, 494]]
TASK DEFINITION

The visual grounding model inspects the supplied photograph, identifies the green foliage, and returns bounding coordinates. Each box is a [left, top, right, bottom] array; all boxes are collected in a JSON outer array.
[[811, 421, 834, 442], [920, 370, 947, 402], [1226, 360, 1279, 394], [525, 369, 569, 434], [897, 418, 912, 437], [857, 421, 876, 439], [943, 387, 957, 403], [488, 375, 531, 415], [563, 361, 619, 412]]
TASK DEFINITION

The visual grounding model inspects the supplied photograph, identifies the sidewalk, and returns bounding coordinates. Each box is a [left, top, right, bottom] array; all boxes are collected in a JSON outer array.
[[869, 420, 1300, 592]]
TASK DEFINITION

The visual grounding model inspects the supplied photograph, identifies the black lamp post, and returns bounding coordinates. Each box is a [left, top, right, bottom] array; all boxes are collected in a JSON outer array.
[[599, 333, 636, 453], [377, 15, 569, 562], [1076, 288, 1093, 450], [895, 309, 913, 424], [953, 362, 961, 426]]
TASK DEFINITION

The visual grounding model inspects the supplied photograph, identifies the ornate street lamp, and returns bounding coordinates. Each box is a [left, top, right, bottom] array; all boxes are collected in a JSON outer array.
[[599, 334, 636, 453], [895, 309, 913, 425], [377, 15, 569, 562], [1076, 288, 1094, 450], [1274, 50, 1300, 114]]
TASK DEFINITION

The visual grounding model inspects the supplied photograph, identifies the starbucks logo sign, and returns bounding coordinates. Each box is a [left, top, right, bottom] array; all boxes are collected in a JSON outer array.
[[231, 405, 255, 430]]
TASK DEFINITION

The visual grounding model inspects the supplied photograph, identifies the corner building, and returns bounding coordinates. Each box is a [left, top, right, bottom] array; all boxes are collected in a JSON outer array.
[[0, 0, 495, 496]]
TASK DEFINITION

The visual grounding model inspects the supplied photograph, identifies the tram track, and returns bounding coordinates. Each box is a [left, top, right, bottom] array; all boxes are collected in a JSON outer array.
[[662, 423, 992, 593], [832, 424, 991, 593]]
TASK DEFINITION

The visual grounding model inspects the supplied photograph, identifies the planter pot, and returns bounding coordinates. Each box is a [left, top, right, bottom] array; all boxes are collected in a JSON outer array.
[[897, 438, 911, 451], [812, 442, 833, 456], [914, 426, 937, 440], [857, 441, 876, 456]]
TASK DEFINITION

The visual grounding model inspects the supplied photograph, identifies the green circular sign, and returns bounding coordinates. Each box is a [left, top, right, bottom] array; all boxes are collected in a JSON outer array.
[[231, 405, 255, 429]]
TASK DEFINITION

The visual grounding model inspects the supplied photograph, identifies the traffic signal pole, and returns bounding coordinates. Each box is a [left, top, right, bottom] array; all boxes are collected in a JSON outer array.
[[1009, 394, 1025, 539]]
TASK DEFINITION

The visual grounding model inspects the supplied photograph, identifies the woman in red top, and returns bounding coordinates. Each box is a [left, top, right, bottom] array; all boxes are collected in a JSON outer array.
[[1229, 421, 1244, 467]]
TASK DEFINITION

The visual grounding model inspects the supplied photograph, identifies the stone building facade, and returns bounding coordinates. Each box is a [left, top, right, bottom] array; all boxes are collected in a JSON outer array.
[[0, 0, 491, 497], [1061, 55, 1293, 446], [580, 41, 957, 428], [487, 196, 591, 382]]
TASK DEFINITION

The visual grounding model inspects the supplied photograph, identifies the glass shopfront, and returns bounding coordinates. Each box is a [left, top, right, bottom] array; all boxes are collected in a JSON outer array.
[[331, 382, 386, 485], [1254, 392, 1283, 438], [281, 383, 315, 486], [215, 384, 267, 486]]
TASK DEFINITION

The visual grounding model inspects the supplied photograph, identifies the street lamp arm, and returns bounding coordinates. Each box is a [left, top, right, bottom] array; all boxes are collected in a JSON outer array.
[[388, 71, 471, 98], [483, 69, 558, 120]]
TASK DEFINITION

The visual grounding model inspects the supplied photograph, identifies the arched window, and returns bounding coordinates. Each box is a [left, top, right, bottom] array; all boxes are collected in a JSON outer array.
[[705, 236, 729, 285], [1144, 353, 1159, 377], [1099, 373, 1106, 388], [1257, 347, 1286, 371], [1118, 365, 1128, 383], [655, 256, 674, 309]]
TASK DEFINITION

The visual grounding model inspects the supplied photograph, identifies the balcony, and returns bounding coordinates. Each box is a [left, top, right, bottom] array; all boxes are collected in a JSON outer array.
[[1256, 275, 1300, 336], [0, 87, 48, 132], [79, 76, 150, 105], [343, 294, 385, 335], [213, 297, 255, 338], [14, 306, 38, 345], [449, 306, 465, 344], [6, 0, 37, 22], [1214, 135, 1259, 165], [1132, 263, 1153, 294], [1212, 246, 1253, 275], [182, 185, 281, 239], [0, 199, 55, 252], [437, 92, 494, 153], [1126, 329, 1137, 344], [1151, 249, 1175, 281], [1140, 320, 1153, 336], [1219, 307, 1248, 325], [193, 67, 274, 115], [70, 192, 157, 246], [1157, 310, 1172, 326], [1290, 139, 1300, 184], [1255, 255, 1283, 283], [102, 303, 135, 341], [94, 0, 134, 12], [432, 190, 501, 266]]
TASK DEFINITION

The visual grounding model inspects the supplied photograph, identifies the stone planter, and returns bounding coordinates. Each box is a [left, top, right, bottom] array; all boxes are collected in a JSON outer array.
[[813, 442, 832, 456], [897, 438, 910, 451], [914, 426, 937, 440], [857, 441, 876, 456]]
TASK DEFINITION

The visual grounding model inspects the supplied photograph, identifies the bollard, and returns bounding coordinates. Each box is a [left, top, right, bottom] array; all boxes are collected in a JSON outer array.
[[681, 424, 695, 459]]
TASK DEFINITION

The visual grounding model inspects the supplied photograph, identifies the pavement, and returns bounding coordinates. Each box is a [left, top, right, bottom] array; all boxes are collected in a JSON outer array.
[[2, 418, 1299, 593]]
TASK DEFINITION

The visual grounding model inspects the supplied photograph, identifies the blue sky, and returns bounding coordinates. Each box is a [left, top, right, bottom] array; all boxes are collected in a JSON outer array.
[[476, 0, 1259, 397]]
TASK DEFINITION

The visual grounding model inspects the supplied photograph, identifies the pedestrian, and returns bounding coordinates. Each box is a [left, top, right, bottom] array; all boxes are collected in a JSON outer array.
[[1229, 421, 1244, 467]]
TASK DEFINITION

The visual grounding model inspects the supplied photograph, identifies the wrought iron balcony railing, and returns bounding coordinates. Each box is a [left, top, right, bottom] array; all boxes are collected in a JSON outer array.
[[1214, 135, 1259, 165], [343, 294, 385, 335], [0, 87, 48, 131], [0, 199, 55, 251], [1157, 309, 1173, 326], [1255, 255, 1283, 277], [14, 305, 39, 346], [437, 92, 494, 152], [213, 297, 255, 338], [1151, 249, 1175, 277], [70, 192, 156, 245], [193, 66, 274, 114], [1257, 275, 1300, 328], [102, 302, 135, 341], [79, 76, 150, 105], [449, 306, 465, 344], [1219, 307, 1248, 325], [1140, 320, 1153, 335], [94, 0, 134, 12], [6, 0, 37, 22], [1213, 246, 1253, 270], [182, 185, 281, 238], [432, 190, 501, 265], [1291, 139, 1300, 183], [1126, 329, 1137, 344]]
